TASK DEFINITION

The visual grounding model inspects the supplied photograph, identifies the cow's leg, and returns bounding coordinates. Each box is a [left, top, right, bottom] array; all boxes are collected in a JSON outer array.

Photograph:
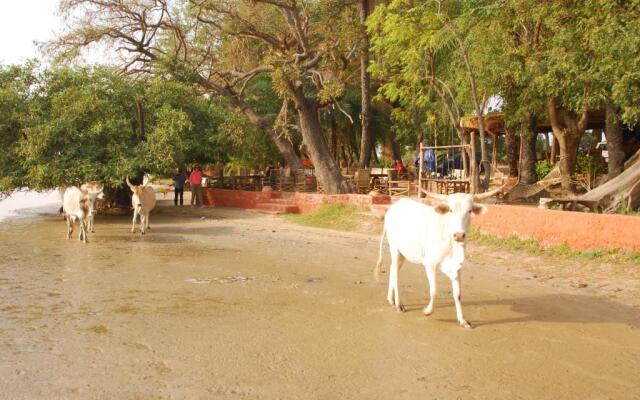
[[446, 269, 472, 329], [387, 246, 405, 312], [145, 213, 151, 231], [66, 216, 72, 239], [89, 214, 95, 233], [80, 220, 88, 243], [422, 262, 437, 316], [131, 209, 138, 233], [140, 213, 146, 235]]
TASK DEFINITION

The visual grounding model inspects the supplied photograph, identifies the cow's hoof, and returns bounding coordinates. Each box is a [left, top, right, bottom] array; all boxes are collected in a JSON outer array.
[[130, 229, 135, 233], [396, 304, 405, 313], [423, 307, 433, 316], [460, 320, 473, 329]]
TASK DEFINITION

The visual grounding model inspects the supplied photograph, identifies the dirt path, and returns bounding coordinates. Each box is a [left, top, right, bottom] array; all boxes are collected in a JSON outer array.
[[1, 205, 639, 399]]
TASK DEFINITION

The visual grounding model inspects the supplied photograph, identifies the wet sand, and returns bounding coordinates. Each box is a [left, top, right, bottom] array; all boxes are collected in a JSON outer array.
[[1, 204, 639, 399]]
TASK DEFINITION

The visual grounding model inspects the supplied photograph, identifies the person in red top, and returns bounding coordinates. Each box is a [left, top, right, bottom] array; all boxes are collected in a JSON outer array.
[[188, 165, 204, 207], [302, 155, 313, 168], [394, 159, 407, 177]]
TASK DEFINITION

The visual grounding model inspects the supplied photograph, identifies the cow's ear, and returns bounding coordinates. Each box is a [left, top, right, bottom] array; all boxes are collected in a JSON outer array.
[[435, 203, 450, 215], [472, 204, 487, 215]]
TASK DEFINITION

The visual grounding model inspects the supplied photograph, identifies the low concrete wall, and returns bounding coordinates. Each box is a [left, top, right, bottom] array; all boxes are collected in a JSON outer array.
[[473, 204, 640, 251], [201, 188, 390, 212], [202, 188, 640, 251], [202, 188, 269, 208]]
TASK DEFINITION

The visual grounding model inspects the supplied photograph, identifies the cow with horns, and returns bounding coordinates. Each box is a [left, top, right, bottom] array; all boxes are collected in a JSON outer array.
[[374, 187, 502, 328], [126, 175, 156, 235]]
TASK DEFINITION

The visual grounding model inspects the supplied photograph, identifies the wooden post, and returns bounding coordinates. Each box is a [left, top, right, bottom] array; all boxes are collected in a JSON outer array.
[[491, 131, 498, 167]]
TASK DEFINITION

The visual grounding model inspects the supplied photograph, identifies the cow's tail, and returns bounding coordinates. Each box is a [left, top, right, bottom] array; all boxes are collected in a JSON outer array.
[[373, 225, 386, 282]]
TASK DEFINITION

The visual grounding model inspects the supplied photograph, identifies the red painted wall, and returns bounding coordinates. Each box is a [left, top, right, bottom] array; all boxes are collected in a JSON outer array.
[[473, 204, 640, 251], [202, 189, 640, 251]]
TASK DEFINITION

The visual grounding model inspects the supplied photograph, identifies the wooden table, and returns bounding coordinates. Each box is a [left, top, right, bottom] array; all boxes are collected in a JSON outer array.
[[422, 179, 470, 194]]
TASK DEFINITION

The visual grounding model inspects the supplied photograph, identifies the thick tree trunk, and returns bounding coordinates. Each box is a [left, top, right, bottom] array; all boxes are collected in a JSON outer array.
[[198, 77, 303, 170], [330, 114, 338, 161], [383, 129, 402, 162], [357, 0, 373, 169], [469, 131, 478, 193], [227, 96, 303, 170], [520, 118, 538, 184], [505, 126, 519, 178], [291, 86, 350, 193], [548, 98, 588, 194], [605, 99, 625, 180]]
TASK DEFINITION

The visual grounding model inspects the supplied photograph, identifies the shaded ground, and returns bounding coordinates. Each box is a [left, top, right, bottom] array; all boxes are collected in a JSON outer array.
[[1, 203, 639, 399]]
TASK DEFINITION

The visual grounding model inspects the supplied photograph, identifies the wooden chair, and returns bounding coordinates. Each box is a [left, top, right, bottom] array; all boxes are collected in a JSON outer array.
[[294, 168, 316, 192], [275, 168, 295, 192], [354, 169, 371, 194], [316, 178, 325, 194], [387, 169, 411, 196]]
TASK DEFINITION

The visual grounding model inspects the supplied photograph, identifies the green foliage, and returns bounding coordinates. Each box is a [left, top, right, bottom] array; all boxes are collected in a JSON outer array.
[[574, 154, 606, 177], [535, 160, 554, 181], [0, 64, 284, 191], [0, 63, 37, 191]]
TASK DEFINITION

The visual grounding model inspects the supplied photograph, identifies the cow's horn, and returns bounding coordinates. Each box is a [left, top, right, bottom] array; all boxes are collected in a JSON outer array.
[[473, 184, 506, 202], [125, 176, 134, 189]]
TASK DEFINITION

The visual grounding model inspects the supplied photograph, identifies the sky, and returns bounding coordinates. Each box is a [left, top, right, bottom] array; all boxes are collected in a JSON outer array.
[[0, 0, 61, 65]]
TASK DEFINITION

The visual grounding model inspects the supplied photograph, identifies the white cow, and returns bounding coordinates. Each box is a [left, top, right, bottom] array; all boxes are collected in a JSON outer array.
[[62, 186, 91, 243], [80, 182, 104, 233], [126, 175, 156, 235], [374, 189, 500, 328]]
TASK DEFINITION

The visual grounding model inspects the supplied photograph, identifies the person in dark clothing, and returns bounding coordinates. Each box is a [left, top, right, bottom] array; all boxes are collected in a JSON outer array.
[[172, 168, 186, 206]]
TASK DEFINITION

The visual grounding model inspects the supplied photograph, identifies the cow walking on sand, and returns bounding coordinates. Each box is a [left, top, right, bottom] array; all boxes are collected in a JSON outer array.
[[62, 186, 91, 243], [79, 182, 104, 233], [374, 188, 501, 328], [126, 175, 156, 235]]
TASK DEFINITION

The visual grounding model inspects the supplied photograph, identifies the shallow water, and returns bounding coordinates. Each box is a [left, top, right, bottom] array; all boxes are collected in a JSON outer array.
[[1, 206, 639, 399], [0, 189, 61, 222]]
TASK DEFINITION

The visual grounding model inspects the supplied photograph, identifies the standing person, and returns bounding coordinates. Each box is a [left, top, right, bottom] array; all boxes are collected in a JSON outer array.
[[172, 168, 186, 206], [263, 161, 274, 188], [394, 159, 407, 177], [189, 165, 204, 208]]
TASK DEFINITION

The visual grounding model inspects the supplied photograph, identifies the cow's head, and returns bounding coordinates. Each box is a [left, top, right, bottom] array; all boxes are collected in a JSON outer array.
[[80, 182, 104, 213], [430, 186, 502, 243], [126, 176, 145, 208]]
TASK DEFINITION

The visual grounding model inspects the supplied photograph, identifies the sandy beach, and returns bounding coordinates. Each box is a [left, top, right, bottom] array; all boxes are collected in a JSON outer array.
[[1, 203, 639, 399]]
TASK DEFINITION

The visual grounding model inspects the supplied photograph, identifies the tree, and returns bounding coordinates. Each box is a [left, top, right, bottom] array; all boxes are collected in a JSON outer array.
[[1, 66, 233, 205], [50, 0, 369, 193], [368, 0, 482, 191], [0, 63, 35, 192], [357, 0, 373, 168]]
